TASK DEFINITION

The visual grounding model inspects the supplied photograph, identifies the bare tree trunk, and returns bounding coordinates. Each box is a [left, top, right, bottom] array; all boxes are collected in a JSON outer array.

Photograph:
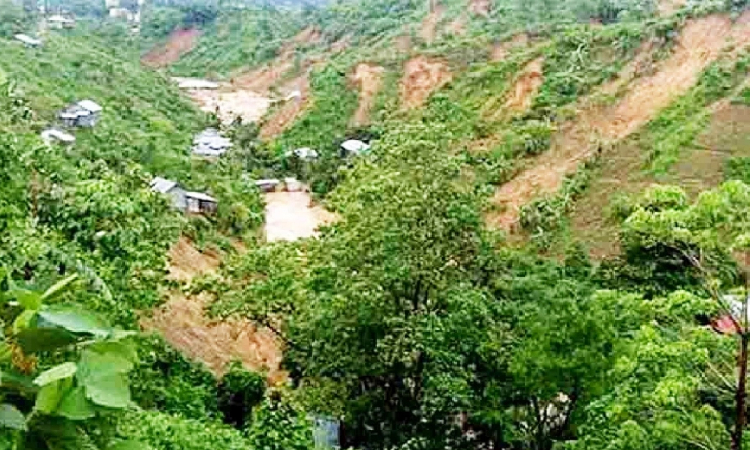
[[733, 334, 748, 450]]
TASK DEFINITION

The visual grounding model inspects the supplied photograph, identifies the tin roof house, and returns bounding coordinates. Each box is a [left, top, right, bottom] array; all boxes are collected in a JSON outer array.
[[150, 177, 217, 215], [192, 128, 233, 157], [185, 191, 218, 214], [58, 100, 103, 128], [47, 15, 75, 29], [340, 139, 371, 156], [14, 34, 42, 47], [150, 177, 188, 211]]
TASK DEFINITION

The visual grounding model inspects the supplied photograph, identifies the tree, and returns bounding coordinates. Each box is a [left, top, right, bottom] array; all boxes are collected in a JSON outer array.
[[617, 181, 750, 450]]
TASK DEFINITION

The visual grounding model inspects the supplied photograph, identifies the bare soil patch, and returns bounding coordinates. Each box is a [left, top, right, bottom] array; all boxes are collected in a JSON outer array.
[[504, 57, 544, 112], [142, 28, 200, 68], [400, 56, 452, 108], [490, 33, 529, 62], [658, 0, 686, 16], [259, 74, 310, 139], [232, 60, 296, 95], [420, 5, 445, 44], [264, 191, 338, 242], [145, 237, 286, 382], [488, 14, 750, 230], [468, 0, 492, 17], [142, 292, 286, 383], [167, 237, 220, 282], [446, 14, 467, 36], [351, 63, 386, 126], [395, 34, 413, 54], [188, 87, 272, 125]]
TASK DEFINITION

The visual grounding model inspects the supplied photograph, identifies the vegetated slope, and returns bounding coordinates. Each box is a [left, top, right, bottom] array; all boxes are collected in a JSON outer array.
[[488, 13, 750, 229], [0, 34, 201, 178], [166, 7, 306, 78]]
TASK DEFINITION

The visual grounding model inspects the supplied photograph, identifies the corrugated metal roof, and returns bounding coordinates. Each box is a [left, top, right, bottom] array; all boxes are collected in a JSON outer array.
[[150, 177, 178, 194], [77, 100, 102, 113], [14, 34, 42, 46], [185, 191, 217, 202], [341, 139, 370, 154]]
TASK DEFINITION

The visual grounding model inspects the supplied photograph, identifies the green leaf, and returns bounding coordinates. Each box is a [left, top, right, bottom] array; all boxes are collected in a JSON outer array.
[[0, 342, 12, 363], [40, 274, 78, 303], [0, 404, 26, 431], [11, 290, 41, 310], [82, 373, 131, 409], [34, 381, 65, 414], [37, 306, 111, 338], [15, 327, 77, 353], [34, 362, 77, 386], [56, 386, 95, 420], [107, 441, 146, 450], [79, 348, 134, 377], [12, 310, 36, 334], [87, 341, 138, 365], [1, 370, 37, 394]]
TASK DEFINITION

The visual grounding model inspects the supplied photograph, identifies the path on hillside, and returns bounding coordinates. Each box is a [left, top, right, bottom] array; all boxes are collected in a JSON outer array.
[[488, 13, 750, 229]]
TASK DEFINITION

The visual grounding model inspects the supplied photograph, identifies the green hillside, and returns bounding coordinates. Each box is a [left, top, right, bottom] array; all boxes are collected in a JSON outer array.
[[7, 0, 750, 449]]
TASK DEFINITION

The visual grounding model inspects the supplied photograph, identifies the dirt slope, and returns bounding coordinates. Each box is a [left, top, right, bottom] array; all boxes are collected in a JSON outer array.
[[143, 238, 285, 382], [400, 56, 452, 108], [143, 292, 286, 383], [658, 0, 686, 16], [420, 5, 445, 44], [504, 57, 544, 112], [142, 28, 200, 68], [259, 74, 310, 139], [167, 237, 219, 282], [351, 63, 386, 126], [488, 14, 750, 230], [447, 14, 468, 36], [490, 33, 529, 62], [468, 0, 492, 17], [188, 87, 272, 125]]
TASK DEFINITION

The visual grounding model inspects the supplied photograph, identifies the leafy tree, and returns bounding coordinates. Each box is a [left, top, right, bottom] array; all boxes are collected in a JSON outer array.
[[614, 181, 750, 449]]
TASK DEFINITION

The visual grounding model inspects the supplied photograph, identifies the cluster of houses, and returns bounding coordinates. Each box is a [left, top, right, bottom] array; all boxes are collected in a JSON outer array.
[[40, 99, 104, 146]]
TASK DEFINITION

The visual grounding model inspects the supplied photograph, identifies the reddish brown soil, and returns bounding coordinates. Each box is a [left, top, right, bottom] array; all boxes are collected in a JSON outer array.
[[488, 14, 750, 230], [142, 28, 199, 68], [351, 63, 386, 126], [400, 56, 452, 108]]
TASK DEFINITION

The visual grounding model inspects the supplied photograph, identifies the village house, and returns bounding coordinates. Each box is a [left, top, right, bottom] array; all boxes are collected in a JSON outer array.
[[255, 179, 281, 192], [192, 128, 233, 157], [185, 191, 218, 214], [14, 34, 42, 47], [58, 100, 103, 128], [284, 147, 319, 160], [41, 129, 75, 145], [149, 177, 218, 215], [150, 177, 188, 211], [47, 15, 75, 29]]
